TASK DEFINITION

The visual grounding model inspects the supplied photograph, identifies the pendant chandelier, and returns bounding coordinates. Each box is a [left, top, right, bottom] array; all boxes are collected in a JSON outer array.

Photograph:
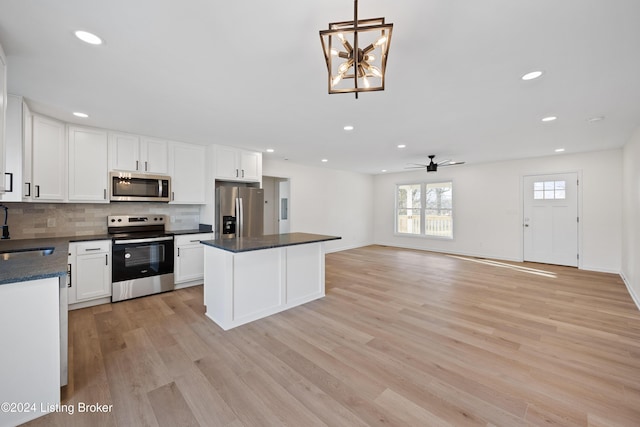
[[319, 0, 393, 98]]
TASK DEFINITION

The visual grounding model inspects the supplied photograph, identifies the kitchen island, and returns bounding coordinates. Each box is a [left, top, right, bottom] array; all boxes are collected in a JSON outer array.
[[200, 233, 340, 330]]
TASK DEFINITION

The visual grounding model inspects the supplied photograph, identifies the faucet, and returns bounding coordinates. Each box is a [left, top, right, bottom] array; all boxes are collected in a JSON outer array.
[[0, 204, 9, 239]]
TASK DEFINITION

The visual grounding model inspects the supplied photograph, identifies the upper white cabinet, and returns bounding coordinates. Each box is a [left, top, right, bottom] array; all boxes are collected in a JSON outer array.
[[0, 42, 6, 194], [68, 126, 108, 202], [109, 132, 168, 174], [31, 114, 66, 201], [214, 145, 262, 182], [169, 141, 206, 204], [1, 95, 23, 201]]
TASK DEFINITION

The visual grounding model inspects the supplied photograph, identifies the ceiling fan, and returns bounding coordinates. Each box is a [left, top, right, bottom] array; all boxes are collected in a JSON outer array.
[[406, 155, 466, 173]]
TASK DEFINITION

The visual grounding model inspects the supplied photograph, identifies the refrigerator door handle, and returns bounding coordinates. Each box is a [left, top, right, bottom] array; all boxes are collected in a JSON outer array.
[[239, 197, 244, 236]]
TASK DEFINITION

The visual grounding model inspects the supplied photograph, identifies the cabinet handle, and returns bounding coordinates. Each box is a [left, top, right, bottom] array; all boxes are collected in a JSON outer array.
[[104, 189, 107, 200], [171, 191, 175, 201], [67, 263, 72, 288], [105, 254, 108, 266], [25, 182, 31, 197], [136, 160, 139, 171], [35, 185, 40, 198], [189, 239, 200, 243], [84, 248, 102, 252], [177, 248, 180, 257], [242, 169, 245, 178], [4, 173, 13, 192], [236, 169, 239, 178], [145, 161, 148, 171]]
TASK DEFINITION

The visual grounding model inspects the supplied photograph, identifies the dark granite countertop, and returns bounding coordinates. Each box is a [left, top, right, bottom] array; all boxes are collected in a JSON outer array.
[[0, 238, 70, 285], [200, 232, 341, 253], [169, 229, 214, 236]]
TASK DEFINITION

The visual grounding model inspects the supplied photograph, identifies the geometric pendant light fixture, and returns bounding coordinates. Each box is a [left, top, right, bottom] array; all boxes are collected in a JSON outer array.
[[319, 0, 393, 98]]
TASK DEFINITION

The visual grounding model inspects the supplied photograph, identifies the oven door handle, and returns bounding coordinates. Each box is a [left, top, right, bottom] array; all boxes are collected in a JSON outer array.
[[114, 236, 174, 244]]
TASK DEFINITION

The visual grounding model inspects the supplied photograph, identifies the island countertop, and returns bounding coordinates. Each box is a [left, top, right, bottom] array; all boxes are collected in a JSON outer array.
[[200, 232, 341, 253]]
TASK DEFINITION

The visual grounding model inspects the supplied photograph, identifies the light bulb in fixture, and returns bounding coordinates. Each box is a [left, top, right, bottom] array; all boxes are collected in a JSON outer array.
[[521, 70, 543, 81], [266, 149, 275, 153], [374, 35, 388, 47], [74, 30, 103, 45], [369, 66, 383, 78]]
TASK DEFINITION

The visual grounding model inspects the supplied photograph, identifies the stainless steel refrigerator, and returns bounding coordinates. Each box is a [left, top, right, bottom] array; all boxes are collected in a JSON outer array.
[[216, 186, 264, 238]]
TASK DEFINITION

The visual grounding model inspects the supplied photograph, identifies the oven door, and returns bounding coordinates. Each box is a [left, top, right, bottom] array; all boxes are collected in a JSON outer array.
[[111, 236, 175, 302]]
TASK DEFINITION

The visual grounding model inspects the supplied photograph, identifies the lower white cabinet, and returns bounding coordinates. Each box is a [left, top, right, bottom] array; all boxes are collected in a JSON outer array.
[[175, 233, 213, 286], [68, 240, 111, 307]]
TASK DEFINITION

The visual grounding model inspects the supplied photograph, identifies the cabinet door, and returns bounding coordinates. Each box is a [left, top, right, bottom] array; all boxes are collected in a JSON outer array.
[[170, 142, 206, 204], [68, 126, 108, 202], [32, 115, 66, 201], [140, 137, 168, 174], [109, 132, 140, 171], [214, 145, 239, 179], [1, 95, 23, 201], [239, 150, 262, 181], [75, 252, 111, 301], [22, 102, 33, 200], [0, 43, 6, 193], [176, 244, 205, 283]]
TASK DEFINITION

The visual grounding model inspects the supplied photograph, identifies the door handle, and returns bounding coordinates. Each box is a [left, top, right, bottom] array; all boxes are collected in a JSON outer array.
[[524, 224, 529, 227]]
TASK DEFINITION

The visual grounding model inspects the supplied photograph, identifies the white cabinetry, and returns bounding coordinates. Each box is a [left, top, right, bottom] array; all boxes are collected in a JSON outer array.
[[0, 277, 61, 426], [0, 42, 6, 194], [169, 142, 206, 204], [214, 145, 262, 182], [1, 95, 23, 201], [32, 114, 66, 201], [175, 233, 213, 286], [68, 126, 109, 202], [109, 132, 168, 174], [68, 240, 111, 308]]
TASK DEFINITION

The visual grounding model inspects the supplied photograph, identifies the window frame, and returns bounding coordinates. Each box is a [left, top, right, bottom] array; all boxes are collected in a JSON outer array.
[[395, 180, 454, 240]]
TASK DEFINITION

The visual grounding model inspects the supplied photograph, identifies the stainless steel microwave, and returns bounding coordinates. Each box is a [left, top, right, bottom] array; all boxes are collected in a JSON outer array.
[[109, 172, 171, 202]]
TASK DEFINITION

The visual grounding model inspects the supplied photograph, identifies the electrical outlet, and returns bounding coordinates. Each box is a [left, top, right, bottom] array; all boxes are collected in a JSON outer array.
[[47, 218, 56, 228]]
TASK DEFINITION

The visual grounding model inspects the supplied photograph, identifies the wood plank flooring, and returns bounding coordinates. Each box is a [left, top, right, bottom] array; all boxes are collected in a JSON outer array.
[[24, 245, 640, 426]]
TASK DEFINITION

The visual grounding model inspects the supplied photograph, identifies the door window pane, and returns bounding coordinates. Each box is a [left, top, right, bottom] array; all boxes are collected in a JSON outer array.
[[533, 180, 566, 200]]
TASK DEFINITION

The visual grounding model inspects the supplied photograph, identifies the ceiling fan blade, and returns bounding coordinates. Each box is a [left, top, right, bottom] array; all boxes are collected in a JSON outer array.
[[435, 159, 451, 166], [406, 163, 428, 167], [439, 161, 466, 167], [404, 165, 427, 169]]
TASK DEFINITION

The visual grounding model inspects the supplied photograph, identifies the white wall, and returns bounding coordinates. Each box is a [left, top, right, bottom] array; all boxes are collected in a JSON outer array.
[[373, 149, 623, 273], [262, 159, 374, 252], [622, 127, 640, 306]]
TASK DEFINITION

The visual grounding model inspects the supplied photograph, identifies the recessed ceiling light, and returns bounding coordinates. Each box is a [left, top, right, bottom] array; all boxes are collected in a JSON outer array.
[[555, 148, 565, 153], [521, 70, 544, 81], [587, 116, 605, 123], [541, 116, 557, 122], [73, 112, 89, 118], [74, 30, 103, 45], [266, 148, 275, 153], [397, 144, 406, 148], [321, 159, 328, 163], [343, 125, 354, 131], [381, 169, 387, 172]]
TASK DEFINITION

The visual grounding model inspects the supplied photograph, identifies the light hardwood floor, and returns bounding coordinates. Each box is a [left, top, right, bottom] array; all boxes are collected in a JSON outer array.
[[25, 245, 640, 426]]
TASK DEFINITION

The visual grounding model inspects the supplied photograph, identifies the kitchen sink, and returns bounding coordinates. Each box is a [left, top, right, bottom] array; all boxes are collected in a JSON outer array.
[[0, 247, 55, 261]]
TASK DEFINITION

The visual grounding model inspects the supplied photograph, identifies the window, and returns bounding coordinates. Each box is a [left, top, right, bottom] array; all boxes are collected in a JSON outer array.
[[533, 180, 566, 200], [396, 181, 453, 238]]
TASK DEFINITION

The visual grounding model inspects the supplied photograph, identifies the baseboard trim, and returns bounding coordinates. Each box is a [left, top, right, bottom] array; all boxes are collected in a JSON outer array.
[[620, 272, 640, 312], [372, 241, 522, 263]]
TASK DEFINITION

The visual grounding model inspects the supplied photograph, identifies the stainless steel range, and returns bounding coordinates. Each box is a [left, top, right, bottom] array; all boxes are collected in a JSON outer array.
[[108, 215, 174, 302]]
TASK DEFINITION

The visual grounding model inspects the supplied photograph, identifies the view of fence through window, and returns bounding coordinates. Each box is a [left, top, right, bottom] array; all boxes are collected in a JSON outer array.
[[396, 182, 453, 238]]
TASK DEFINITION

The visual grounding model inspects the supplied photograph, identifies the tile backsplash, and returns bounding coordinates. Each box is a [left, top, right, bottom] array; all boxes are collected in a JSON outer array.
[[1, 202, 202, 240]]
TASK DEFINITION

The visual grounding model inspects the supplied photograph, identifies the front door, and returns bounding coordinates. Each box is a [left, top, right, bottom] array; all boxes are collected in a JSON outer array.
[[523, 173, 579, 267]]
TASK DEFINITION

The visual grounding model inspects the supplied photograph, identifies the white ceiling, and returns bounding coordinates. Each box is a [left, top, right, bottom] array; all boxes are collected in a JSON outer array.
[[1, 0, 640, 175]]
